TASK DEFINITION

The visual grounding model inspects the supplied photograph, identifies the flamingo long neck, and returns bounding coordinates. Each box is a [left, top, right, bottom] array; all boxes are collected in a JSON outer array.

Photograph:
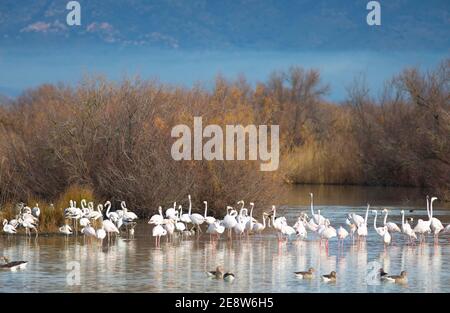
[[188, 196, 192, 215], [426, 196, 430, 220], [204, 202, 208, 218], [364, 205, 370, 223], [373, 211, 378, 229], [81, 199, 86, 210], [430, 199, 435, 219], [383, 210, 388, 225], [262, 215, 266, 228], [240, 201, 245, 211], [401, 211, 405, 226], [310, 194, 315, 217], [272, 208, 276, 225], [105, 202, 111, 217]]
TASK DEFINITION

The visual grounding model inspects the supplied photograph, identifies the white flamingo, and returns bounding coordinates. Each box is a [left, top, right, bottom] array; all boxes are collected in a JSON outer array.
[[309, 193, 325, 225], [2, 220, 17, 235], [337, 226, 348, 248], [203, 201, 216, 225], [252, 214, 267, 236], [401, 210, 417, 244], [222, 206, 238, 239], [429, 197, 444, 244]]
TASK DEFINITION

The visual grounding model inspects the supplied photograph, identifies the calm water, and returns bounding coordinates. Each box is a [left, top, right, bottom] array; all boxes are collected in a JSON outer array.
[[1, 185, 449, 293]]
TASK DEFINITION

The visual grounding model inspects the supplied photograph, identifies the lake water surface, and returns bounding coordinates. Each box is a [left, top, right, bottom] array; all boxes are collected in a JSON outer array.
[[1, 185, 449, 293]]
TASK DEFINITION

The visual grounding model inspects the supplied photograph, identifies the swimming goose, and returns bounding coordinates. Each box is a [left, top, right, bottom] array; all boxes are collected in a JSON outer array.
[[384, 271, 408, 284], [207, 266, 235, 282], [294, 267, 315, 279], [0, 256, 28, 271], [321, 271, 337, 282]]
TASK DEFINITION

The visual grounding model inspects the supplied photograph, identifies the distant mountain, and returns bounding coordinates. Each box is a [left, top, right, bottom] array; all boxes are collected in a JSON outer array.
[[1, 0, 449, 50]]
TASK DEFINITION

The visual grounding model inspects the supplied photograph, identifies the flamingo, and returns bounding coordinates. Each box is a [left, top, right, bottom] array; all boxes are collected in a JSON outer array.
[[188, 195, 205, 233], [429, 197, 444, 244], [309, 193, 325, 225], [149, 206, 164, 225], [2, 220, 17, 235], [31, 203, 40, 218], [252, 214, 267, 236], [165, 202, 177, 220], [102, 219, 119, 240], [337, 226, 348, 248], [222, 206, 238, 239], [345, 218, 357, 242], [244, 202, 256, 235], [203, 201, 216, 225], [401, 210, 417, 244], [356, 204, 370, 242], [206, 220, 224, 240], [293, 217, 307, 240], [233, 208, 247, 238], [152, 224, 167, 246], [180, 197, 192, 224], [382, 209, 401, 234], [59, 224, 72, 237], [372, 210, 391, 247]]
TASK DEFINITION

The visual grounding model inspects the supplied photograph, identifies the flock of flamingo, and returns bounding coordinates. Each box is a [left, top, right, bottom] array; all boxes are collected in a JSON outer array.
[[2, 193, 450, 250]]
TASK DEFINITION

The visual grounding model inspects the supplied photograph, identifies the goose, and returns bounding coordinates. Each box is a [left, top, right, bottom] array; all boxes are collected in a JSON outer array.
[[0, 256, 28, 271], [2, 220, 17, 235], [207, 266, 225, 279], [379, 268, 389, 280], [384, 271, 408, 284], [294, 267, 315, 279], [321, 271, 337, 282], [207, 266, 235, 282], [429, 197, 444, 243]]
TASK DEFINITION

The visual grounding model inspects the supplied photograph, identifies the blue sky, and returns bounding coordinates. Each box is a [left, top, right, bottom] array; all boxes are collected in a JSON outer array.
[[0, 0, 449, 100]]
